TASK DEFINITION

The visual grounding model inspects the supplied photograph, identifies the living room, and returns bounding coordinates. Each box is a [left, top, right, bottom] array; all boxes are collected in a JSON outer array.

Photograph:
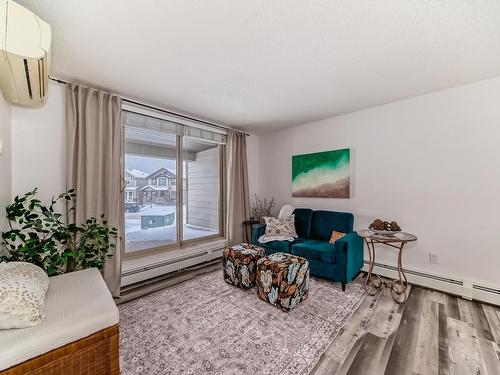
[[0, 1, 499, 375]]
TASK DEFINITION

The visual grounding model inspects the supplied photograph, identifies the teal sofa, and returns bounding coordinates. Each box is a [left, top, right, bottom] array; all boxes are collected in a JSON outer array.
[[251, 208, 364, 291]]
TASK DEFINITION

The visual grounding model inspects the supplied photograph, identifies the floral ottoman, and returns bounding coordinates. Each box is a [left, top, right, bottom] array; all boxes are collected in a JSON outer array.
[[256, 252, 310, 311], [223, 243, 266, 288]]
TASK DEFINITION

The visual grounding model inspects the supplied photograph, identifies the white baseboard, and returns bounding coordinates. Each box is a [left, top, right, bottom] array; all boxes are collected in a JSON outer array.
[[363, 262, 500, 306], [122, 253, 500, 307], [122, 244, 224, 286]]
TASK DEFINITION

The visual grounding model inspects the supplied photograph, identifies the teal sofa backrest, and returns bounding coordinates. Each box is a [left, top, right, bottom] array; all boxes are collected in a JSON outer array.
[[310, 210, 354, 241], [292, 208, 313, 238]]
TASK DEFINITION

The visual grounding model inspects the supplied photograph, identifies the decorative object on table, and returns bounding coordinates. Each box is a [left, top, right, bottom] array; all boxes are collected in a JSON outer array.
[[0, 262, 49, 329], [119, 270, 366, 375], [252, 208, 364, 291], [369, 219, 401, 234], [0, 188, 118, 276], [223, 243, 266, 288], [292, 148, 350, 198], [359, 229, 417, 303], [256, 252, 309, 311], [250, 194, 275, 223]]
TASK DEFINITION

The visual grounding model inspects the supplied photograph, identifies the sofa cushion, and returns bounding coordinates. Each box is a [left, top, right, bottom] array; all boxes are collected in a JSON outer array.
[[310, 210, 354, 241], [293, 208, 313, 238], [259, 240, 293, 254], [291, 240, 337, 264], [259, 238, 308, 254]]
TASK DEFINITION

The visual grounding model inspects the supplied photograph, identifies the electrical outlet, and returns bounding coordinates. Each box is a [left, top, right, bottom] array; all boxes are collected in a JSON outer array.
[[429, 252, 440, 264]]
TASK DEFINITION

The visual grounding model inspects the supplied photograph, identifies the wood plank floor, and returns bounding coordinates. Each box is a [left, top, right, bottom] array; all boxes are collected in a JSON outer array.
[[312, 276, 500, 375]]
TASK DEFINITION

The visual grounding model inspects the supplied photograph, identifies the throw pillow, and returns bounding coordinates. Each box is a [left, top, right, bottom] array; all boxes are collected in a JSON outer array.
[[263, 215, 298, 238], [0, 262, 49, 329], [329, 230, 346, 244]]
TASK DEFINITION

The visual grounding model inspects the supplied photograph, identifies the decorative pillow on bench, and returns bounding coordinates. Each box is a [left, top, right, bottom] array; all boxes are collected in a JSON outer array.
[[0, 262, 49, 329]]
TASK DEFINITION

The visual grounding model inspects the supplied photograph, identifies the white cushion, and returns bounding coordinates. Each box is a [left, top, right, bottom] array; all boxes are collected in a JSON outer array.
[[263, 215, 298, 238], [278, 204, 295, 218], [258, 235, 295, 243], [0, 262, 49, 329], [0, 268, 119, 371]]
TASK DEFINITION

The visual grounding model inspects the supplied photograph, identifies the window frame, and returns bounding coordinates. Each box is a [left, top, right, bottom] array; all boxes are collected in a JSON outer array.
[[121, 112, 227, 260]]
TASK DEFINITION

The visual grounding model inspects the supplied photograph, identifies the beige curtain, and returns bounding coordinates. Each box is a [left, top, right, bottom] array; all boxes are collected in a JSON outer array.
[[66, 83, 123, 297], [226, 130, 250, 246]]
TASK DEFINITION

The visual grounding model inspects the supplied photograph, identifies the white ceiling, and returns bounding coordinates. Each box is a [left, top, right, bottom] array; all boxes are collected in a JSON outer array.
[[18, 0, 500, 133]]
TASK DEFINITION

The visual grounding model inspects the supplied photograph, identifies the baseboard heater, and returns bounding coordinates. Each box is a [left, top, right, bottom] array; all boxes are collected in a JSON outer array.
[[122, 247, 224, 286], [364, 261, 500, 306]]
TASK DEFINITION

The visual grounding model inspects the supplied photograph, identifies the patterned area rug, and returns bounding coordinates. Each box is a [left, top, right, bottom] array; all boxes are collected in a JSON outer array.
[[119, 270, 366, 375]]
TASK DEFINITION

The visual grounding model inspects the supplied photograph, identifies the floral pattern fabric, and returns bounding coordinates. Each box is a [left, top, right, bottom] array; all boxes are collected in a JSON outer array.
[[263, 215, 298, 238], [256, 252, 309, 311], [223, 243, 266, 288]]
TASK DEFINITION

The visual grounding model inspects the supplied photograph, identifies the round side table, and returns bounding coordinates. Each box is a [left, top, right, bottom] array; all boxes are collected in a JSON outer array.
[[359, 230, 417, 304]]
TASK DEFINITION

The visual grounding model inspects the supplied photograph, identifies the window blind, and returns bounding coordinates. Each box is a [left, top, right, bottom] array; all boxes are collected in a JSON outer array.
[[122, 105, 227, 145]]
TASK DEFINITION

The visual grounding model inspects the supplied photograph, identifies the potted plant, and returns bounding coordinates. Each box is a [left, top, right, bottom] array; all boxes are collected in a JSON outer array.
[[0, 188, 118, 276]]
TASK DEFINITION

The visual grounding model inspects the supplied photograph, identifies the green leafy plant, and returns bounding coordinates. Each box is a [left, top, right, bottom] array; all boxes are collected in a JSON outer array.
[[0, 188, 118, 276]]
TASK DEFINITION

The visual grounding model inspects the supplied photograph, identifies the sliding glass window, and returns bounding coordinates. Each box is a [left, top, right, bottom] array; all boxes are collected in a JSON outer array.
[[182, 137, 222, 243], [122, 110, 226, 256]]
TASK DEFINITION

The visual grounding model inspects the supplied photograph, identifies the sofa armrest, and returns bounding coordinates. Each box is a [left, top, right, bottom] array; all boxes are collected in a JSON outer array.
[[251, 224, 266, 245], [335, 232, 364, 282]]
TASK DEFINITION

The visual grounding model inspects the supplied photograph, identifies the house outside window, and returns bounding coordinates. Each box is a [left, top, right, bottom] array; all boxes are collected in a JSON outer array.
[[158, 177, 167, 186]]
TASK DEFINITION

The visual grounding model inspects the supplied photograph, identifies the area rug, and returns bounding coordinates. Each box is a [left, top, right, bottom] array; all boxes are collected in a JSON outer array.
[[119, 270, 366, 375]]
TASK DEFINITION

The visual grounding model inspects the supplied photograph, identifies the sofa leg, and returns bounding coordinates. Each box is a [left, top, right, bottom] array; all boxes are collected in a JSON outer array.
[[341, 283, 346, 292]]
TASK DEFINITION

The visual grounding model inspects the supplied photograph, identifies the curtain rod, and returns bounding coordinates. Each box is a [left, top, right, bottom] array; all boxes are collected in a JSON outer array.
[[49, 76, 249, 136]]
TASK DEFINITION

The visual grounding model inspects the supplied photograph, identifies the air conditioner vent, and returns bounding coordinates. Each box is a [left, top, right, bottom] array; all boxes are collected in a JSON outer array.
[[23, 58, 32, 99], [38, 57, 47, 99]]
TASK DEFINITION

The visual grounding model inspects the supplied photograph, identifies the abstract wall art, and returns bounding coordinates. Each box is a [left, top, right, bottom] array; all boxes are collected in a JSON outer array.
[[291, 148, 350, 198]]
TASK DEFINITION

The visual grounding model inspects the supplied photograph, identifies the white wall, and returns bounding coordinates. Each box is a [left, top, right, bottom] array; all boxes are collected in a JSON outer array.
[[11, 82, 66, 202], [0, 93, 12, 232], [250, 77, 500, 288], [246, 134, 260, 200]]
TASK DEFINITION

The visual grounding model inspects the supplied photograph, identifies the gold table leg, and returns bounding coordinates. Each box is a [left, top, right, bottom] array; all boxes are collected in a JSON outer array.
[[364, 239, 383, 295], [389, 242, 408, 304], [364, 239, 409, 304]]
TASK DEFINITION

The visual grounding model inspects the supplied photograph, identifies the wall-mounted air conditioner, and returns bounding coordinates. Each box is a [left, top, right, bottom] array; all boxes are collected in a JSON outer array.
[[0, 0, 51, 107]]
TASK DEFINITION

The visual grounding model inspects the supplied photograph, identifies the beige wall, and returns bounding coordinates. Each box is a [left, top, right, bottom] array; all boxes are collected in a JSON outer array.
[[248, 76, 500, 288], [186, 147, 219, 230], [0, 93, 12, 232]]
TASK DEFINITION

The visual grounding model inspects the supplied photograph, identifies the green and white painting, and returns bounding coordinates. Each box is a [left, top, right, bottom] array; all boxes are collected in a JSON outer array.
[[292, 148, 350, 198]]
